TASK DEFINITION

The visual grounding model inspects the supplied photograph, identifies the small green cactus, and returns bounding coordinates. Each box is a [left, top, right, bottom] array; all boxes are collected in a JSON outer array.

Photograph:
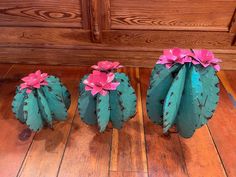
[[12, 76, 71, 131], [78, 71, 137, 132]]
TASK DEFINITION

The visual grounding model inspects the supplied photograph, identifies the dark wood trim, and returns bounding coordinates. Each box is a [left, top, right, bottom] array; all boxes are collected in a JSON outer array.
[[80, 0, 90, 29], [101, 0, 111, 30], [89, 0, 102, 42], [229, 8, 236, 33]]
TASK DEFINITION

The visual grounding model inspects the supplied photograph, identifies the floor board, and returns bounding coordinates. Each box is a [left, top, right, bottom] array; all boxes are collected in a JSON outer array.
[[0, 65, 37, 177], [0, 64, 235, 177]]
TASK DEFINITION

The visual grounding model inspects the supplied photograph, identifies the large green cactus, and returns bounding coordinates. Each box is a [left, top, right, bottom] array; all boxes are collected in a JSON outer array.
[[12, 76, 71, 131], [78, 73, 137, 132], [147, 64, 219, 138]]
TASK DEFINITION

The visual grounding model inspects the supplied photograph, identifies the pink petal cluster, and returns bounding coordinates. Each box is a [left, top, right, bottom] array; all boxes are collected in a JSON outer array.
[[92, 61, 123, 71], [157, 48, 221, 71], [83, 70, 120, 96], [157, 48, 192, 69], [20, 70, 48, 94], [192, 49, 221, 71]]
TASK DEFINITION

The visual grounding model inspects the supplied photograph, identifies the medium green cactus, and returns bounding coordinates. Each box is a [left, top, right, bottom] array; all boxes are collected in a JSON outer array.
[[147, 64, 219, 138], [12, 76, 71, 131], [78, 72, 137, 132]]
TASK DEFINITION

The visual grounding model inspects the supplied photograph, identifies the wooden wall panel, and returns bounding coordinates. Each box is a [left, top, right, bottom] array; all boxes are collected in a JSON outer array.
[[0, 0, 82, 28], [110, 0, 236, 31], [0, 47, 236, 69], [0, 27, 235, 51]]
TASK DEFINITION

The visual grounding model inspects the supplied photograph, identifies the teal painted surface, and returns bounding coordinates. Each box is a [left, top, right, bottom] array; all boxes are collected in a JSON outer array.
[[12, 88, 27, 122], [97, 94, 110, 132], [78, 91, 97, 125], [24, 92, 43, 131], [12, 76, 71, 131], [146, 64, 180, 124], [163, 65, 186, 133], [147, 64, 220, 138], [116, 73, 136, 121]]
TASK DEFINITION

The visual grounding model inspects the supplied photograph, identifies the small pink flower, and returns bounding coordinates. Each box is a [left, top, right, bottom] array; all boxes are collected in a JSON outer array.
[[157, 48, 192, 69], [91, 61, 123, 71], [193, 49, 221, 71], [20, 70, 48, 94], [83, 70, 120, 96]]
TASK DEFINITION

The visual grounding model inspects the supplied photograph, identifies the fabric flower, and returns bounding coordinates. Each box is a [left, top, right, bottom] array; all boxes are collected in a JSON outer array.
[[192, 49, 221, 71], [157, 48, 193, 69], [20, 70, 48, 94], [91, 61, 123, 71], [83, 70, 120, 96]]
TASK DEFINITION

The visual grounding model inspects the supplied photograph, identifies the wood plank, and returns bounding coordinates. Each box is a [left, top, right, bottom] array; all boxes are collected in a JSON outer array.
[[218, 71, 236, 103], [57, 70, 112, 177], [0, 65, 37, 177], [1, 28, 236, 50], [17, 66, 89, 177], [207, 82, 236, 177], [0, 47, 236, 70], [140, 68, 188, 177], [0, 64, 12, 78], [179, 126, 227, 177], [0, 0, 82, 28], [110, 0, 236, 31], [110, 68, 147, 175], [110, 171, 148, 177]]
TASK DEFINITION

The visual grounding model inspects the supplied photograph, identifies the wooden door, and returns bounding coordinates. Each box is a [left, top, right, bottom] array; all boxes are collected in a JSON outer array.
[[0, 0, 236, 69]]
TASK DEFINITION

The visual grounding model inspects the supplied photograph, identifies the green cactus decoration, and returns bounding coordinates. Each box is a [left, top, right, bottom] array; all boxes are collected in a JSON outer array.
[[147, 64, 219, 138], [12, 74, 71, 132], [78, 62, 137, 132]]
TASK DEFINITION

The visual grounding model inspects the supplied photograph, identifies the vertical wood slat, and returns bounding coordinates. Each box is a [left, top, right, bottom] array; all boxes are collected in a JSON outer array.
[[101, 0, 111, 30], [80, 0, 90, 29], [0, 65, 37, 177], [17, 66, 89, 177], [89, 0, 102, 42], [109, 68, 148, 176]]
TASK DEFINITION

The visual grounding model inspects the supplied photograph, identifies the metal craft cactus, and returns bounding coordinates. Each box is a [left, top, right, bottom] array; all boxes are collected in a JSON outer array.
[[12, 73, 71, 131], [147, 48, 220, 138], [78, 61, 137, 132]]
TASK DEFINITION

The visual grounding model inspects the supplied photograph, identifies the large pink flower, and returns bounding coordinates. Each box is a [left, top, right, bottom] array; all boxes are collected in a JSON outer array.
[[83, 70, 120, 96], [157, 48, 193, 69], [192, 49, 221, 71], [91, 61, 123, 71], [20, 70, 48, 94]]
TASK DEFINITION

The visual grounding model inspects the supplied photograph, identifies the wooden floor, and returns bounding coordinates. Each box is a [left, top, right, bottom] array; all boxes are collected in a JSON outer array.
[[0, 64, 236, 177]]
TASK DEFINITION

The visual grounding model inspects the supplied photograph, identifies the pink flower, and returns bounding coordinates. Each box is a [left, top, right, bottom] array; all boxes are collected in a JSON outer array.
[[157, 48, 193, 69], [20, 70, 48, 94], [91, 61, 123, 71], [193, 49, 221, 71], [83, 70, 120, 96]]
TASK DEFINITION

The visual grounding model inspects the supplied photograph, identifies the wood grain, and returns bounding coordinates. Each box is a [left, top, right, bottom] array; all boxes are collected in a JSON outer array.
[[110, 68, 147, 174], [0, 65, 37, 177], [110, 0, 236, 31], [180, 126, 227, 177], [0, 64, 12, 78], [1, 28, 236, 50], [207, 83, 236, 177], [0, 0, 82, 27], [17, 66, 89, 177], [1, 47, 236, 70], [140, 68, 188, 177]]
